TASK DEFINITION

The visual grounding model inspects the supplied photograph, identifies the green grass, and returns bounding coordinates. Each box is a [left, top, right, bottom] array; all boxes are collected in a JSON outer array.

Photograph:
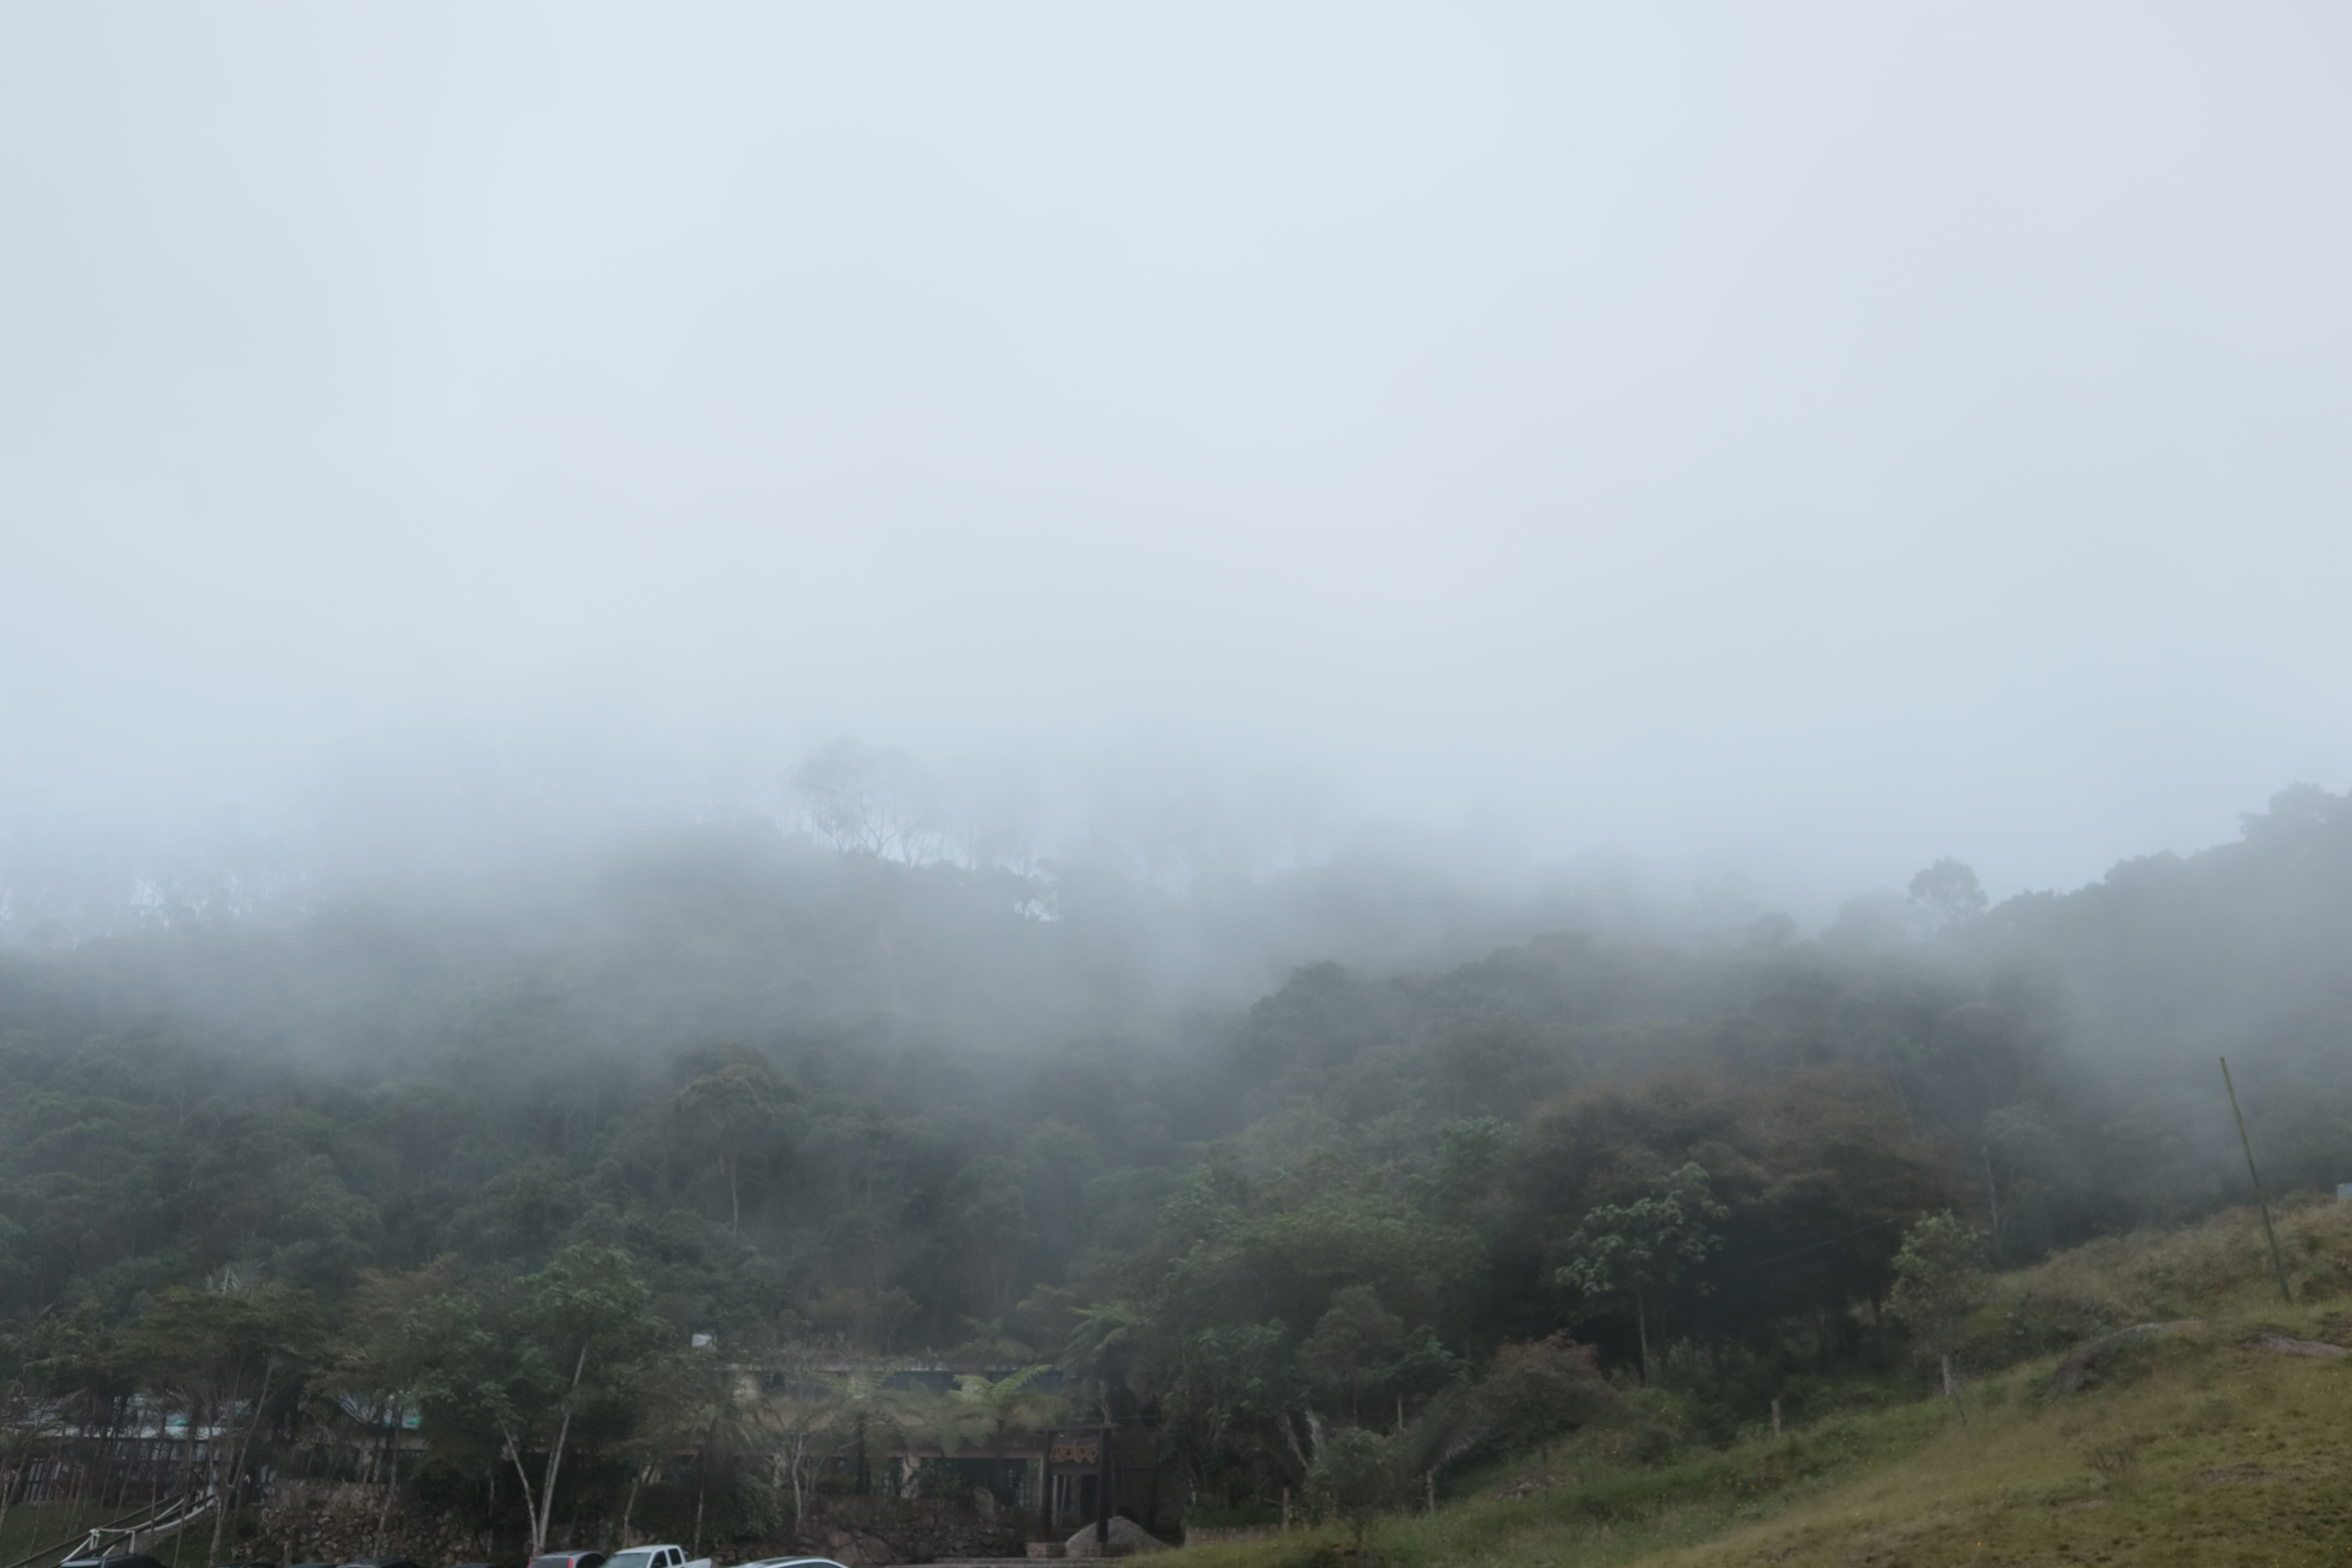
[[0, 1500, 252, 1568], [0, 1503, 108, 1566], [0, 1503, 108, 1568], [1161, 1199, 2352, 1568], [1165, 1405, 1949, 1568], [1647, 1329, 2352, 1568]]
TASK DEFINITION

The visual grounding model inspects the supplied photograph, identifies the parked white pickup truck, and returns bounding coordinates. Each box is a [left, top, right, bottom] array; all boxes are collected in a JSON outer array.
[[604, 1546, 710, 1568]]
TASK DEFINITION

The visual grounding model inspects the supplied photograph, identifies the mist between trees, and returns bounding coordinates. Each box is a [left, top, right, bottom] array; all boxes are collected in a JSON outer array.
[[0, 782, 2348, 1556]]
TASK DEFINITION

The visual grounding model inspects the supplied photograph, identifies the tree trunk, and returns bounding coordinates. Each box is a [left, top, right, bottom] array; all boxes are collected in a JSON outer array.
[[525, 1345, 593, 1556], [786, 1436, 809, 1539], [1034, 1428, 1052, 1539], [1981, 1148, 2003, 1261], [1635, 1291, 1650, 1383], [212, 1359, 276, 1568], [621, 1464, 646, 1547], [692, 1422, 719, 1553], [1093, 1422, 1111, 1548], [372, 1436, 400, 1554], [503, 1433, 539, 1550]]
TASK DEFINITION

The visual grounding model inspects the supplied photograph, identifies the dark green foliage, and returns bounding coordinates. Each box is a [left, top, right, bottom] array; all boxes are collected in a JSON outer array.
[[1886, 1214, 1989, 1367], [1296, 1288, 1463, 1423], [1555, 1164, 1727, 1375]]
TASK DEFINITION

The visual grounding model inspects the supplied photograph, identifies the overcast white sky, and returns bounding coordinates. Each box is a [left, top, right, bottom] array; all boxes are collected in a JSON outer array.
[[4, 3, 2349, 902]]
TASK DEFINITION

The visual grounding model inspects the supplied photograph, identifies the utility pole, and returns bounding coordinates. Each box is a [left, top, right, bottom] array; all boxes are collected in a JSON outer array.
[[1037, 1429, 1054, 1542], [1094, 1422, 1112, 1548], [2221, 1056, 2294, 1305]]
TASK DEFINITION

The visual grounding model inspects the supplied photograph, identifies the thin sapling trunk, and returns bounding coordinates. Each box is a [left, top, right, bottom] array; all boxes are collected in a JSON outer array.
[[212, 1358, 275, 1568], [526, 1344, 592, 1555]]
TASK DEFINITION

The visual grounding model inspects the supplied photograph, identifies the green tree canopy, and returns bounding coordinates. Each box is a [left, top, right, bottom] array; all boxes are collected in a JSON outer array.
[[377, 1243, 675, 1555], [1887, 1212, 1989, 1400], [1554, 1163, 1726, 1381]]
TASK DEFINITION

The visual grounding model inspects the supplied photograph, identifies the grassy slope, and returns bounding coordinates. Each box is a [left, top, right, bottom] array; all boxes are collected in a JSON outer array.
[[1165, 1198, 2352, 1568]]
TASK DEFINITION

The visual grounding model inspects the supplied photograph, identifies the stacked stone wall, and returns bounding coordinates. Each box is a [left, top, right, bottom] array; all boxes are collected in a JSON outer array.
[[249, 1480, 497, 1566]]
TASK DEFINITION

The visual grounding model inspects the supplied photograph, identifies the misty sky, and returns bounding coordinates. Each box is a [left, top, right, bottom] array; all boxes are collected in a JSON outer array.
[[4, 3, 2350, 902]]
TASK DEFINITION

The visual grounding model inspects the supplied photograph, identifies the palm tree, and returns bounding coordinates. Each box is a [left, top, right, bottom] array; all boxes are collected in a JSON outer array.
[[1060, 1303, 1143, 1419], [944, 1365, 1061, 1456], [750, 1355, 932, 1513]]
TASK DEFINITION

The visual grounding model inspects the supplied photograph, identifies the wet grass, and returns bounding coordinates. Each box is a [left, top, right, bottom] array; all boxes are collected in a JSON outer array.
[[1165, 1402, 1948, 1568], [1647, 1330, 2352, 1567]]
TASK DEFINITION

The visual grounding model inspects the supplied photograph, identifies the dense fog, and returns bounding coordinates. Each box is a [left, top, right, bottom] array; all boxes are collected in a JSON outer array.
[[4, 6, 2350, 1562], [7, 4, 2352, 899]]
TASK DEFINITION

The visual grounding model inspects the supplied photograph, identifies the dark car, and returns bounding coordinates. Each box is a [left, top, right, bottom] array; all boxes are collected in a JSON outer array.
[[61, 1556, 169, 1568], [527, 1553, 608, 1568], [342, 1559, 423, 1568]]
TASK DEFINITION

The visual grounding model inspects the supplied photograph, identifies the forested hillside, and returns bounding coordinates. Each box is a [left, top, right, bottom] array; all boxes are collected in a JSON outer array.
[[1, 786, 2347, 1552]]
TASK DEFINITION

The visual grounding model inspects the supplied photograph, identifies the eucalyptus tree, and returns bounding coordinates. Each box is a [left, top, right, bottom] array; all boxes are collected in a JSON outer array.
[[673, 1061, 789, 1237], [120, 1280, 321, 1563], [383, 1244, 675, 1557], [16, 1300, 143, 1527]]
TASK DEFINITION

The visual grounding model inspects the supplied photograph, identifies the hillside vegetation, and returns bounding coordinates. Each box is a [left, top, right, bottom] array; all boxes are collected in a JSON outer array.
[[1167, 1198, 2352, 1568], [3, 785, 2351, 1555]]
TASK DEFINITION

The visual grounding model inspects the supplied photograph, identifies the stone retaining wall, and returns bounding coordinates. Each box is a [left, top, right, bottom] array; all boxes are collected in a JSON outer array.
[[251, 1479, 496, 1566]]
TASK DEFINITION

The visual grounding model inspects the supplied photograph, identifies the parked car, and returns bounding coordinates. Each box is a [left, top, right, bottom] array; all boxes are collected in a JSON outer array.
[[601, 1544, 710, 1568], [741, 1558, 851, 1568], [60, 1555, 169, 1568], [527, 1553, 608, 1568], [343, 1557, 423, 1568]]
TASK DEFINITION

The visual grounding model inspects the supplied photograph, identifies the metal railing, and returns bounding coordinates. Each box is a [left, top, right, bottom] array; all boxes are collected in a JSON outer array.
[[0, 1488, 218, 1568]]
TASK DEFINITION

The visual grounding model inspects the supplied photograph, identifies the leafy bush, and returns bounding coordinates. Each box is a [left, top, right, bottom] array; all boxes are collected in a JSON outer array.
[[1307, 1424, 1409, 1544], [1458, 1332, 1621, 1458]]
